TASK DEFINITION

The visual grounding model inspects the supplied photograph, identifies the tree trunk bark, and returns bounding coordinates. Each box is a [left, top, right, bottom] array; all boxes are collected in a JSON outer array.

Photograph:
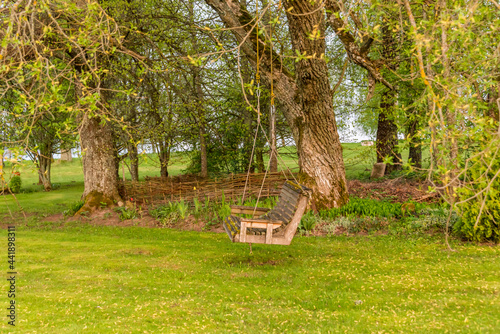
[[61, 149, 72, 161], [284, 0, 348, 208], [376, 89, 402, 174], [199, 124, 208, 178], [79, 113, 122, 212], [488, 81, 500, 123], [376, 21, 401, 175], [407, 110, 422, 168], [205, 0, 349, 209], [38, 152, 52, 191], [158, 140, 170, 179], [256, 147, 265, 173], [128, 143, 139, 182]]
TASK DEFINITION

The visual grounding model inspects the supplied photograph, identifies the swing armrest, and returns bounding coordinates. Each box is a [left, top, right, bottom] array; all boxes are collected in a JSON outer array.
[[230, 205, 270, 216], [240, 218, 283, 229]]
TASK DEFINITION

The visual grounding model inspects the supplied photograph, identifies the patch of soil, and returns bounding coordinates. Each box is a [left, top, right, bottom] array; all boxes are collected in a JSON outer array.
[[347, 178, 439, 203]]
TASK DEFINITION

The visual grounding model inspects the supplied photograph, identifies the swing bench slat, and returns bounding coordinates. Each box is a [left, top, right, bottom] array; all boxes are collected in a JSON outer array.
[[223, 181, 311, 245], [229, 206, 270, 216]]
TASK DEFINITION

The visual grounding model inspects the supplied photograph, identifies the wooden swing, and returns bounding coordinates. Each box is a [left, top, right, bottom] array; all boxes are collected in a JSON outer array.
[[223, 181, 311, 245], [222, 4, 312, 245]]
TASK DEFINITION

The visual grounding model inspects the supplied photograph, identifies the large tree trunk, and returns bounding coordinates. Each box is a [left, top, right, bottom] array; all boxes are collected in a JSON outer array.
[[283, 0, 348, 208], [79, 113, 122, 212], [205, 0, 349, 209]]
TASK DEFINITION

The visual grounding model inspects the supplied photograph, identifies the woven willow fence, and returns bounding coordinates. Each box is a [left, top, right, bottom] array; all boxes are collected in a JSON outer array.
[[121, 172, 293, 205]]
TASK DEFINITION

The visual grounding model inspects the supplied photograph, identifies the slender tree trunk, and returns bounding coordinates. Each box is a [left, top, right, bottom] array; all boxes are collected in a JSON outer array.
[[199, 124, 208, 178], [262, 0, 278, 172], [158, 139, 170, 178], [38, 152, 52, 191], [256, 147, 265, 173], [376, 90, 402, 174], [488, 80, 500, 123], [243, 106, 255, 173], [128, 143, 139, 182], [241, 53, 255, 173], [407, 112, 422, 168], [193, 68, 208, 178], [189, 0, 208, 178]]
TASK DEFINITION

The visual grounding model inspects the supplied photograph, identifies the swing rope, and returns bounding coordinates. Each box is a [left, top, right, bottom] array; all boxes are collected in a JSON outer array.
[[242, 0, 303, 211], [241, 0, 261, 203]]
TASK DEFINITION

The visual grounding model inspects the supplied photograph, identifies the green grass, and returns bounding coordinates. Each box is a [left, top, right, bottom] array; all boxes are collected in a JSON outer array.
[[1, 224, 499, 333], [1, 152, 190, 214]]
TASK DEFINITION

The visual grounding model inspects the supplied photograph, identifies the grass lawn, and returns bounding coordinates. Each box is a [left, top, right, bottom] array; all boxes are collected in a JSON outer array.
[[1, 224, 498, 333]]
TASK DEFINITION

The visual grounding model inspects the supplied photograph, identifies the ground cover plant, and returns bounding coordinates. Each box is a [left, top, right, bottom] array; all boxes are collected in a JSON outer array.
[[1, 223, 498, 333]]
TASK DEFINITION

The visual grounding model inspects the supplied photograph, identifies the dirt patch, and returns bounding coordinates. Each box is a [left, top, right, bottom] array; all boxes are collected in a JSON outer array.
[[347, 179, 439, 203]]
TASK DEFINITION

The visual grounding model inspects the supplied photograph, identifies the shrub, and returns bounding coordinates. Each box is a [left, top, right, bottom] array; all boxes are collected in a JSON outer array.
[[455, 152, 500, 242], [9, 175, 22, 193]]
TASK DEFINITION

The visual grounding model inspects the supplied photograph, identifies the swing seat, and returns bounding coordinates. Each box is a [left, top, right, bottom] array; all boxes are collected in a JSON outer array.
[[223, 181, 311, 245]]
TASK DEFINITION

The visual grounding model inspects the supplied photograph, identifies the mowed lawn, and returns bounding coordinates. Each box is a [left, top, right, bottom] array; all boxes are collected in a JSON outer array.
[[1, 224, 498, 333]]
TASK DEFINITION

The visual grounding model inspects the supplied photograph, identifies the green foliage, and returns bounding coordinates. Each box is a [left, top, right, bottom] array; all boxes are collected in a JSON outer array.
[[63, 200, 84, 217], [320, 215, 387, 234], [114, 207, 138, 221], [321, 216, 356, 235], [320, 197, 418, 220], [299, 211, 318, 232], [456, 152, 500, 242], [193, 198, 202, 221], [149, 202, 179, 226], [8, 175, 22, 193], [177, 200, 189, 219]]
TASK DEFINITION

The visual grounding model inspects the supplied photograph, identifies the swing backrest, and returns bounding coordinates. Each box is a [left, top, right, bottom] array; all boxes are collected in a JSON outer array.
[[263, 181, 310, 228]]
